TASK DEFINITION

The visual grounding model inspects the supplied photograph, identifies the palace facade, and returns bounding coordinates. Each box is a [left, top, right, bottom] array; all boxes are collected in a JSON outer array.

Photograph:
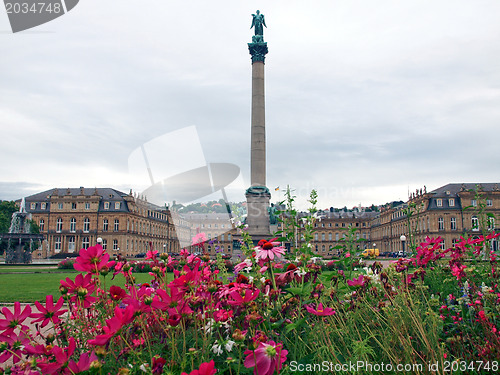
[[20, 182, 500, 259]]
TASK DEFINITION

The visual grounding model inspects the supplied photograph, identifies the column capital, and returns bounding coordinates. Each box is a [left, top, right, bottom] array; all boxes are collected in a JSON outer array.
[[248, 42, 268, 63]]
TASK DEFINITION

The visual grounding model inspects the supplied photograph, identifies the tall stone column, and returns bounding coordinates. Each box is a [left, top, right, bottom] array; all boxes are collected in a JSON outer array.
[[245, 13, 271, 238]]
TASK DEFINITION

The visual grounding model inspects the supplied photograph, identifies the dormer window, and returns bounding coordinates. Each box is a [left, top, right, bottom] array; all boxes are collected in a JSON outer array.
[[436, 199, 443, 207], [104, 202, 110, 210], [449, 198, 455, 207]]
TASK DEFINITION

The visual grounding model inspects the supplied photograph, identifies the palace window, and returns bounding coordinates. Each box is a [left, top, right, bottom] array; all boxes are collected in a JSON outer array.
[[102, 239, 107, 250], [487, 199, 493, 207], [436, 199, 443, 207], [114, 219, 119, 231], [83, 218, 90, 233], [39, 219, 45, 231], [104, 202, 110, 210], [103, 219, 108, 232], [438, 217, 444, 230], [113, 239, 119, 251], [472, 216, 479, 231], [449, 198, 455, 207], [30, 202, 36, 210], [471, 199, 477, 207], [82, 236, 90, 249], [72, 203, 77, 210], [451, 217, 457, 230], [115, 202, 121, 210], [58, 203, 63, 209], [488, 217, 495, 231], [68, 236, 75, 253], [70, 218, 76, 233], [85, 202, 90, 210], [41, 202, 46, 210], [56, 218, 63, 233], [55, 237, 61, 252]]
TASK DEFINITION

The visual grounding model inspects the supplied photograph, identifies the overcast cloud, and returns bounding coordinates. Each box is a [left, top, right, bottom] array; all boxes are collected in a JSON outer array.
[[1, 0, 499, 209]]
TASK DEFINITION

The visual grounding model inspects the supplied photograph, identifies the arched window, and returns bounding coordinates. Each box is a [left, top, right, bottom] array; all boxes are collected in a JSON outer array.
[[83, 218, 90, 233], [472, 216, 479, 231], [56, 218, 63, 233]]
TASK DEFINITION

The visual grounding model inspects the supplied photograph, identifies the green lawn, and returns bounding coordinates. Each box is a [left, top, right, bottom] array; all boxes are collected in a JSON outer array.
[[0, 271, 155, 304]]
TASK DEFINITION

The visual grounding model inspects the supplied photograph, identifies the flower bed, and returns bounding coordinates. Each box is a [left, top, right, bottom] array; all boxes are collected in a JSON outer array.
[[1, 191, 500, 374]]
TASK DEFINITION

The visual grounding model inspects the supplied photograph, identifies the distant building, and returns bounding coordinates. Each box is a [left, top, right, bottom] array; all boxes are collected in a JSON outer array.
[[24, 187, 180, 258], [370, 183, 500, 254]]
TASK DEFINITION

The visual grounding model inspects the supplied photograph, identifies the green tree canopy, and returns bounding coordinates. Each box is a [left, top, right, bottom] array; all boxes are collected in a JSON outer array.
[[0, 200, 17, 233]]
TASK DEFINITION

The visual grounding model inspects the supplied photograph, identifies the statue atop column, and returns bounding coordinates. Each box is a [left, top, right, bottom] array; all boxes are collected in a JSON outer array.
[[248, 10, 268, 62], [251, 10, 267, 39]]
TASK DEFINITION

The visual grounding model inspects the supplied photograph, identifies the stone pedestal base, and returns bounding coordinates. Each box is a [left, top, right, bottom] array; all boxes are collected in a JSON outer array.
[[245, 186, 271, 237]]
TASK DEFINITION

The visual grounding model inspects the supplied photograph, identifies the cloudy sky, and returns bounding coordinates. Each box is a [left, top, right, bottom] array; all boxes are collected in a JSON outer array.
[[1, 0, 499, 210]]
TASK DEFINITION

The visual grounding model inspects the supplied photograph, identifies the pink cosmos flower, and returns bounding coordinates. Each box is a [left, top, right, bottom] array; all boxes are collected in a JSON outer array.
[[37, 337, 76, 374], [227, 287, 260, 306], [31, 295, 67, 328], [192, 232, 207, 246], [67, 351, 99, 373], [0, 331, 31, 365], [304, 303, 335, 316], [347, 275, 366, 287], [88, 305, 135, 346], [244, 340, 288, 375], [74, 244, 114, 274], [255, 239, 286, 262], [146, 249, 159, 260], [0, 302, 31, 335], [181, 359, 217, 375], [451, 263, 467, 280], [60, 273, 96, 309]]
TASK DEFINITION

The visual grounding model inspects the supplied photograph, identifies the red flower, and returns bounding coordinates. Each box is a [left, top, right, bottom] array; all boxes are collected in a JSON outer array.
[[109, 285, 127, 301], [37, 337, 76, 374], [60, 273, 96, 308], [146, 249, 159, 260], [244, 340, 288, 375], [181, 360, 217, 375], [31, 295, 67, 328], [0, 302, 31, 335], [304, 303, 335, 316]]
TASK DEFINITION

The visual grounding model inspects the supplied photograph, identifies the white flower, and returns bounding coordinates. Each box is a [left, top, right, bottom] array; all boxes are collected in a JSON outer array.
[[295, 269, 307, 277], [260, 277, 266, 283], [225, 340, 236, 352], [249, 276, 254, 283], [212, 343, 223, 356], [139, 364, 149, 372], [204, 319, 215, 334]]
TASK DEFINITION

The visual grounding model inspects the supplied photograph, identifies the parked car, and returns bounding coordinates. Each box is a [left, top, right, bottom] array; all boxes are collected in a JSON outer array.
[[135, 253, 146, 258]]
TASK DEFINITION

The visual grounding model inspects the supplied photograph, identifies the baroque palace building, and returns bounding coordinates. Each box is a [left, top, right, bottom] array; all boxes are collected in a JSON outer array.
[[24, 187, 183, 258], [370, 183, 500, 254], [19, 183, 500, 259]]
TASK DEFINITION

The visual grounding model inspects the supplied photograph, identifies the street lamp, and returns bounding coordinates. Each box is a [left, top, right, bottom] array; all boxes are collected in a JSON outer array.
[[97, 237, 103, 245], [400, 235, 406, 255]]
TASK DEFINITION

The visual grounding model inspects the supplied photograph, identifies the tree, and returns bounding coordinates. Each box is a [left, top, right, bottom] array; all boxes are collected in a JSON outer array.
[[0, 200, 17, 233]]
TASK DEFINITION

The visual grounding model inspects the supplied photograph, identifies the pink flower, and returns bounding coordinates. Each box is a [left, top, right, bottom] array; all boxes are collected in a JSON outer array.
[[305, 303, 335, 316], [0, 302, 31, 335], [30, 295, 67, 328], [181, 359, 217, 375], [67, 351, 99, 373], [74, 244, 114, 274], [347, 275, 366, 287], [192, 232, 207, 246], [255, 239, 286, 262], [88, 305, 135, 346], [146, 249, 159, 260], [451, 264, 467, 280], [227, 287, 260, 306], [0, 331, 31, 365], [244, 340, 288, 375], [60, 273, 96, 309]]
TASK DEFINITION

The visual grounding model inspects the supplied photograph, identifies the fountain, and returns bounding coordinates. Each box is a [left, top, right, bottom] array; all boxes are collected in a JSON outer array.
[[0, 198, 44, 264]]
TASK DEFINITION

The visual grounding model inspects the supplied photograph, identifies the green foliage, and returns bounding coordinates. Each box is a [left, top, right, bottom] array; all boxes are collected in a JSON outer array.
[[0, 200, 17, 233]]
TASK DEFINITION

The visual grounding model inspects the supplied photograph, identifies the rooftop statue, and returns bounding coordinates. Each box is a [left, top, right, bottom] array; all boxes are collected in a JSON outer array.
[[250, 10, 266, 37]]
